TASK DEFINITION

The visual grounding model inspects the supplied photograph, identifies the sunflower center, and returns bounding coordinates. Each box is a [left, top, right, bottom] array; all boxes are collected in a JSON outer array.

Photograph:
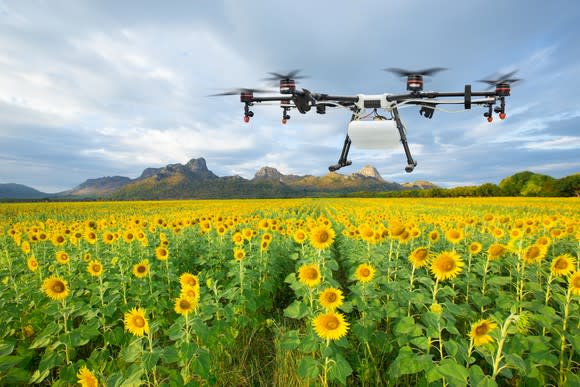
[[133, 316, 145, 328], [92, 264, 101, 272], [305, 268, 319, 280], [137, 265, 146, 273], [317, 232, 328, 242], [441, 258, 455, 272], [325, 316, 339, 330], [179, 300, 191, 309], [475, 324, 488, 336], [555, 258, 568, 270], [52, 282, 65, 293], [527, 246, 540, 259], [573, 277, 580, 288], [415, 250, 428, 261], [360, 268, 370, 277], [450, 231, 459, 239], [326, 293, 337, 302]]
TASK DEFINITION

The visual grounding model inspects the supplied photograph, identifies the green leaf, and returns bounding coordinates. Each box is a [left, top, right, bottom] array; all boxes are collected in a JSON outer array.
[[298, 356, 319, 379], [283, 300, 308, 319], [192, 348, 211, 380], [504, 353, 526, 373], [328, 352, 353, 385], [167, 320, 184, 341], [29, 369, 50, 384], [475, 376, 498, 387], [279, 330, 301, 351], [0, 341, 14, 356], [487, 276, 511, 286], [0, 355, 23, 371], [3, 367, 30, 384], [143, 351, 160, 371], [161, 345, 180, 364], [388, 347, 432, 378], [471, 294, 492, 308], [38, 350, 65, 371], [468, 364, 485, 385], [438, 359, 469, 386], [119, 340, 142, 363], [120, 364, 144, 387]]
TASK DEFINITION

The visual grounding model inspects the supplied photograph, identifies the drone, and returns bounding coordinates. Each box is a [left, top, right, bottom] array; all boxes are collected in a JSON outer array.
[[210, 68, 521, 173]]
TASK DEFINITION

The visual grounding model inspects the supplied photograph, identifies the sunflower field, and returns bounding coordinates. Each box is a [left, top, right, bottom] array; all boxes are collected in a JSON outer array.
[[0, 197, 578, 386]]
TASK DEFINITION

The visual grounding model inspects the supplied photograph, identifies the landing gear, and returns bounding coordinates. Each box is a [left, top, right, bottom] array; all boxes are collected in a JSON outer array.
[[392, 107, 417, 173]]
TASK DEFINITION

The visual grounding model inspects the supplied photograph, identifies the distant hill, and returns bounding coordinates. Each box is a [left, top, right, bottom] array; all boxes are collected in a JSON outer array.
[[499, 171, 580, 197], [0, 183, 51, 199]]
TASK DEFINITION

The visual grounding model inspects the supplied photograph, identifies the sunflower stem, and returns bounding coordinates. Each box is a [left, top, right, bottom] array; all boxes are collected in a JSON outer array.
[[492, 314, 516, 379], [559, 288, 572, 387]]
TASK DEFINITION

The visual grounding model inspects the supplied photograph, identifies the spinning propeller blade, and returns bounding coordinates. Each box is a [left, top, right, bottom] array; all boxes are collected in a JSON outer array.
[[477, 70, 523, 89], [384, 67, 447, 77], [207, 88, 271, 97], [263, 69, 309, 81]]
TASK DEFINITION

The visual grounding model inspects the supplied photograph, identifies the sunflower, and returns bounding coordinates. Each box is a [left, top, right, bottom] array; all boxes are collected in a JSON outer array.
[[408, 247, 429, 269], [87, 260, 104, 277], [85, 230, 97, 245], [232, 232, 244, 246], [180, 285, 200, 301], [569, 271, 580, 296], [319, 287, 344, 310], [445, 228, 464, 244], [293, 229, 307, 244], [21, 241, 31, 254], [469, 319, 497, 346], [51, 234, 66, 246], [550, 254, 576, 277], [77, 366, 98, 387], [354, 263, 375, 283], [430, 303, 443, 314], [179, 272, 200, 289], [174, 296, 196, 316], [132, 259, 150, 278], [233, 247, 246, 261], [468, 242, 483, 255], [430, 251, 464, 281], [124, 307, 149, 337], [298, 264, 322, 288], [42, 276, 70, 301], [429, 230, 440, 243], [309, 225, 336, 250], [242, 228, 253, 240], [312, 311, 349, 341], [102, 232, 115, 244], [522, 245, 547, 264], [55, 251, 69, 265], [155, 246, 169, 261], [27, 256, 39, 272], [488, 244, 507, 261]]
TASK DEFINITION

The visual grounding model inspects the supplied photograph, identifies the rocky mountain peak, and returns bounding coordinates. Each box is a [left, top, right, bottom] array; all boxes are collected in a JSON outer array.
[[186, 158, 209, 173], [354, 165, 384, 181], [254, 166, 284, 180]]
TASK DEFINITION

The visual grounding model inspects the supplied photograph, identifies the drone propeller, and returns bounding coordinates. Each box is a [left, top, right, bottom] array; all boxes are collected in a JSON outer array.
[[384, 67, 447, 92], [263, 69, 309, 81], [207, 88, 271, 97], [384, 67, 448, 77], [477, 70, 522, 89], [263, 70, 309, 94]]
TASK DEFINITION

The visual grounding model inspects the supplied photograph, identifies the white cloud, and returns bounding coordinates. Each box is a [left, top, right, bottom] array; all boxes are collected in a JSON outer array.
[[522, 136, 580, 150]]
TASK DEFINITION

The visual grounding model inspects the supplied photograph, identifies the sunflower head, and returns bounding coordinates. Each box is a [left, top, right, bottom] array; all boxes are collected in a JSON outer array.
[[429, 230, 440, 243], [124, 307, 149, 337], [27, 256, 39, 272], [522, 244, 547, 264], [179, 273, 200, 289], [293, 229, 307, 244], [298, 264, 322, 288], [430, 251, 464, 281], [77, 365, 98, 387], [174, 296, 196, 316], [409, 247, 429, 269], [569, 271, 580, 297], [551, 254, 576, 277], [233, 247, 246, 261], [430, 303, 443, 314], [55, 251, 70, 265], [232, 232, 244, 245], [355, 263, 376, 283], [312, 311, 349, 341], [309, 225, 335, 250], [468, 242, 483, 255], [42, 276, 70, 301], [469, 319, 497, 346], [488, 244, 507, 261], [180, 285, 200, 301], [132, 259, 150, 278], [445, 229, 464, 244], [319, 287, 344, 310], [155, 246, 169, 261], [87, 260, 104, 277]]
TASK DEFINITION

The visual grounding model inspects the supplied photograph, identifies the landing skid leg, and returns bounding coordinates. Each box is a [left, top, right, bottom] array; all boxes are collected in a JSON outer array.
[[392, 107, 417, 173], [329, 134, 352, 172]]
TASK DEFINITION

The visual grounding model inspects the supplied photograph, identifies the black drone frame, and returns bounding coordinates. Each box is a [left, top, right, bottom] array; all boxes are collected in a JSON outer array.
[[215, 69, 517, 173]]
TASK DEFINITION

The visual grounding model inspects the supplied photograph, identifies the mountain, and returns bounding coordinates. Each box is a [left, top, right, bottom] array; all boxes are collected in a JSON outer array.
[[402, 180, 439, 190], [60, 158, 408, 199], [0, 183, 51, 199]]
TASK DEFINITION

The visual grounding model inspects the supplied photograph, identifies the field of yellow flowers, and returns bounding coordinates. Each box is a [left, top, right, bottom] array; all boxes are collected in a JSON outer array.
[[0, 197, 578, 386]]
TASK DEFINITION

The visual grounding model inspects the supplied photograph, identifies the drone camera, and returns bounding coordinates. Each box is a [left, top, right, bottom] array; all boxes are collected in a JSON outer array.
[[419, 105, 435, 119], [316, 104, 326, 114]]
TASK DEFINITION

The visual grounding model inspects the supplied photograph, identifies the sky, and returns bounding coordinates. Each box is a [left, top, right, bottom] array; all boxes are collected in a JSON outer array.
[[0, 0, 579, 193]]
